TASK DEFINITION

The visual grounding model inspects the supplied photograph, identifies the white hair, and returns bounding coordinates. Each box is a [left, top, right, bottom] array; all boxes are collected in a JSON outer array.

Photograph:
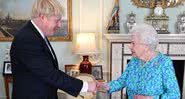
[[130, 23, 159, 51]]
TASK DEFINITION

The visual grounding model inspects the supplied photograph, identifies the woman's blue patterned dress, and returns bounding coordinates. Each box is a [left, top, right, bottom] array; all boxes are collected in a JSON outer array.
[[108, 53, 180, 99]]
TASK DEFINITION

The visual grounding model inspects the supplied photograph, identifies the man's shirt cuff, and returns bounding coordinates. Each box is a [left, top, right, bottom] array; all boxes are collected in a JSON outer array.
[[80, 81, 88, 92]]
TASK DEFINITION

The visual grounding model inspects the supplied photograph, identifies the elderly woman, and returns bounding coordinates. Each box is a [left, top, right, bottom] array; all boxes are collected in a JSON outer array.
[[98, 24, 180, 99]]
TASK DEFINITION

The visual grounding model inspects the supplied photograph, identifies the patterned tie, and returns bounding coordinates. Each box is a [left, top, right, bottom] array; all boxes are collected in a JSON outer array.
[[44, 37, 59, 68], [44, 37, 55, 60]]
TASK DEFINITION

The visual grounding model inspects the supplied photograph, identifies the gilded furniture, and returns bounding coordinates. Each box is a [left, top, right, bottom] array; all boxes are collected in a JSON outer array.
[[131, 0, 185, 34]]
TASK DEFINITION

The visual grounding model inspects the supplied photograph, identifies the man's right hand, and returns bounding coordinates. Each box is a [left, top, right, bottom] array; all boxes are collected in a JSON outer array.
[[96, 82, 109, 92], [87, 81, 97, 94], [87, 81, 109, 94]]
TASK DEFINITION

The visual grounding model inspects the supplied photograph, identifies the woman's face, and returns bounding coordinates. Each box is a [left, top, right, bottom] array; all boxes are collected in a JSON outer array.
[[130, 34, 146, 58]]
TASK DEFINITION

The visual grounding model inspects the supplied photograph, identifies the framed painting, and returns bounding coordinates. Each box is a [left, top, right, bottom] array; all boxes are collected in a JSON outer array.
[[92, 65, 103, 80], [0, 0, 72, 41], [3, 61, 12, 76]]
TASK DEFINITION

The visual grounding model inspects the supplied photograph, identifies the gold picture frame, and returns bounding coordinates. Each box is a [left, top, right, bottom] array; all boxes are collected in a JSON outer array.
[[0, 0, 72, 41]]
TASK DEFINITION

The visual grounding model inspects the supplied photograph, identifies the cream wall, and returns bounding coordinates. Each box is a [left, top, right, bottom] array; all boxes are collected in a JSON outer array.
[[72, 0, 115, 76]]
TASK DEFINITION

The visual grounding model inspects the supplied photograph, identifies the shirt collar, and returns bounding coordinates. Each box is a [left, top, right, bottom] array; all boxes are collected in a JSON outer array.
[[31, 20, 45, 39]]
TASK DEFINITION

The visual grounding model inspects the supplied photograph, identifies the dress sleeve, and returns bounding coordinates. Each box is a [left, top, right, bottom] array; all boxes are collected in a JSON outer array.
[[161, 58, 181, 99], [108, 58, 133, 93]]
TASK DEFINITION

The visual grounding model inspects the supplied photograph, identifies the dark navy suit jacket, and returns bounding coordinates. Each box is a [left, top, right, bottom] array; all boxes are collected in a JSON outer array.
[[10, 21, 83, 99]]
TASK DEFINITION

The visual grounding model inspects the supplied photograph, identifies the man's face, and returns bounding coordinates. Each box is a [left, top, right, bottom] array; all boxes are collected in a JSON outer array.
[[130, 34, 146, 57], [43, 15, 62, 36]]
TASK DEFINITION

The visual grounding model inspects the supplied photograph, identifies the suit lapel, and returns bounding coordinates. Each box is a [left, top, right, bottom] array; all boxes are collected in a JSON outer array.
[[44, 41, 59, 68], [28, 21, 59, 68], [45, 37, 59, 67]]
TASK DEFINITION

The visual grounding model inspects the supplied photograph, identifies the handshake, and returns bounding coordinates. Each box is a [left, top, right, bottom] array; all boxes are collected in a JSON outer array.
[[86, 81, 153, 99], [87, 81, 109, 93]]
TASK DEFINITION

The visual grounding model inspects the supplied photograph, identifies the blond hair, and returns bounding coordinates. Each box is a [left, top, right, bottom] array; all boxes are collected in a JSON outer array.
[[31, 0, 64, 18]]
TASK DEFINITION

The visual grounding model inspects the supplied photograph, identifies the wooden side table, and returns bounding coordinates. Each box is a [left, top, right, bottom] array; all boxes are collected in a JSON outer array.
[[3, 75, 13, 99]]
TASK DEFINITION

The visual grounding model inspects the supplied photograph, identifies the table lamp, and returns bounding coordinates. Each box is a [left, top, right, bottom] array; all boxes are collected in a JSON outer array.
[[75, 33, 98, 74]]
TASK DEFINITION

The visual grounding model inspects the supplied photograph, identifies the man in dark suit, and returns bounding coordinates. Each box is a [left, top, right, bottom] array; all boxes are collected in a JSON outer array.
[[10, 0, 96, 99]]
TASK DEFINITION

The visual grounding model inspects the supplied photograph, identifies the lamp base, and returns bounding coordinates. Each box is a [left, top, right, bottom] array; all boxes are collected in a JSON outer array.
[[79, 55, 92, 74]]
